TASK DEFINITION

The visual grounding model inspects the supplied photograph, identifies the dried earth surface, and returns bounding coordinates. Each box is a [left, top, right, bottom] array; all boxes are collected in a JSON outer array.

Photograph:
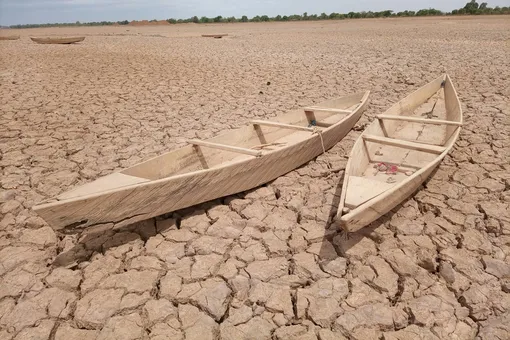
[[1, 16, 509, 339]]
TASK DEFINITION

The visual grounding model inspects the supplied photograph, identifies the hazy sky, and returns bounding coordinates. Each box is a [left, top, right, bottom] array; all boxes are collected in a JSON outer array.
[[1, 0, 507, 26]]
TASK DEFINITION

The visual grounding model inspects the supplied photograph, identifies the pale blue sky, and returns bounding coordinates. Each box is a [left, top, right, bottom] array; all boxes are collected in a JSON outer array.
[[0, 0, 507, 26]]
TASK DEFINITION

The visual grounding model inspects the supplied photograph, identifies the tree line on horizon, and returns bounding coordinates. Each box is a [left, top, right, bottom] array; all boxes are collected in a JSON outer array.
[[8, 1, 509, 29]]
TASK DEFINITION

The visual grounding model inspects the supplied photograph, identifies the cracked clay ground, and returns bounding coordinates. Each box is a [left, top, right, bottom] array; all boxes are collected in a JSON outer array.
[[0, 17, 509, 340]]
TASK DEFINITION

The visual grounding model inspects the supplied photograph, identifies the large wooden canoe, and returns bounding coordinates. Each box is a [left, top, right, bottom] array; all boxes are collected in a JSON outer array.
[[34, 91, 370, 231], [30, 37, 85, 44], [336, 74, 462, 232]]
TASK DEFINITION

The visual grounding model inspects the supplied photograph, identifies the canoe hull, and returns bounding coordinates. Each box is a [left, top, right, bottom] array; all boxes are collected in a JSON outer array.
[[336, 74, 462, 233], [30, 37, 85, 44], [338, 147, 448, 232], [34, 93, 369, 231]]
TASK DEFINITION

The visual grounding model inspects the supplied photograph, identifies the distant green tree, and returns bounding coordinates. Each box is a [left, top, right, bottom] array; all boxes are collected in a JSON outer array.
[[200, 16, 210, 23], [416, 8, 443, 16], [319, 12, 328, 20], [275, 15, 282, 21], [240, 15, 248, 22], [213, 16, 223, 22], [260, 15, 270, 21], [464, 0, 480, 14], [191, 16, 199, 23]]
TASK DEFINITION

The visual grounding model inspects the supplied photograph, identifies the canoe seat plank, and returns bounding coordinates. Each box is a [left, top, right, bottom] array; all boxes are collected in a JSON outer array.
[[304, 106, 352, 113], [304, 111, 334, 128], [187, 139, 262, 157], [344, 176, 397, 209], [363, 135, 446, 154], [57, 173, 150, 200], [377, 115, 462, 126], [251, 120, 316, 132]]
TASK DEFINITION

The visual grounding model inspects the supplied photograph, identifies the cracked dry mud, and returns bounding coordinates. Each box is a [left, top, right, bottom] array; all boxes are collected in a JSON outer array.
[[0, 17, 509, 340]]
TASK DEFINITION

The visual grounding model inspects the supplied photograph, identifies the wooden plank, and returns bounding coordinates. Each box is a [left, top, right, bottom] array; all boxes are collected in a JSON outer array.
[[377, 114, 462, 126], [187, 139, 262, 157], [58, 173, 151, 200], [362, 134, 446, 154], [344, 176, 397, 209], [251, 120, 315, 132], [304, 111, 334, 128], [304, 106, 352, 113]]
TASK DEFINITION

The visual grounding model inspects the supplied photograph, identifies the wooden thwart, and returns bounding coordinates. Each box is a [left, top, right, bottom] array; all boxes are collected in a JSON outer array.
[[251, 120, 316, 132], [187, 139, 262, 157], [363, 135, 446, 154], [304, 106, 352, 113], [377, 114, 462, 126]]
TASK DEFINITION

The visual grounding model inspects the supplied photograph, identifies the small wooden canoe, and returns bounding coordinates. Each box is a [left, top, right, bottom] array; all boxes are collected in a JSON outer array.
[[0, 35, 20, 41], [202, 34, 228, 38], [336, 74, 462, 232], [30, 37, 85, 44], [33, 91, 370, 231]]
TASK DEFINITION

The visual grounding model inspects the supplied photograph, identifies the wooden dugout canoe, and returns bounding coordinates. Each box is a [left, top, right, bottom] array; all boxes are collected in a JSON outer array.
[[33, 91, 370, 231], [30, 36, 85, 44], [202, 34, 228, 38], [336, 74, 462, 233]]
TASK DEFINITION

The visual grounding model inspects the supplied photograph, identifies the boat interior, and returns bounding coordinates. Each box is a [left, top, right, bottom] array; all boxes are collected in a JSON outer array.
[[57, 92, 367, 201], [343, 76, 462, 210]]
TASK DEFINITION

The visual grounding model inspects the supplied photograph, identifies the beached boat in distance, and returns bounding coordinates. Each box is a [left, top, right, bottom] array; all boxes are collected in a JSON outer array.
[[34, 91, 370, 231], [0, 35, 20, 41], [336, 74, 462, 232], [202, 34, 228, 38], [30, 37, 85, 44]]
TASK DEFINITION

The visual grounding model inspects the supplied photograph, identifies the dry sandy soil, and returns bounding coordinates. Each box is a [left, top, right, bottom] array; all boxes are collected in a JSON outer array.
[[0, 16, 509, 340]]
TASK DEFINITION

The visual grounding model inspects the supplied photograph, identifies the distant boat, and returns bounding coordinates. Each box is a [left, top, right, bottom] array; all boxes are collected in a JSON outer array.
[[30, 36, 85, 44], [336, 74, 462, 233], [202, 34, 228, 38], [0, 35, 20, 41], [33, 91, 370, 231]]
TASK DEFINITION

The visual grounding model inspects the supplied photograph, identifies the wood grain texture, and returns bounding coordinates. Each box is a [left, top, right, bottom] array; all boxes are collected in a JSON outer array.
[[33, 91, 370, 231], [336, 74, 462, 232], [376, 114, 463, 126], [250, 120, 316, 132], [187, 139, 262, 157], [362, 135, 446, 154], [303, 106, 352, 113]]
